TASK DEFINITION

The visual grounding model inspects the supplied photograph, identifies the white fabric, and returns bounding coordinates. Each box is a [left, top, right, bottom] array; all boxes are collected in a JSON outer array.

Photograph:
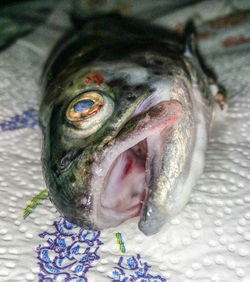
[[0, 1, 250, 281]]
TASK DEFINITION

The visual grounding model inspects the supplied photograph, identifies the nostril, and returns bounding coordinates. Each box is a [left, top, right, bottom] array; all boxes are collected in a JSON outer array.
[[81, 197, 88, 206], [59, 149, 83, 170], [60, 153, 71, 170]]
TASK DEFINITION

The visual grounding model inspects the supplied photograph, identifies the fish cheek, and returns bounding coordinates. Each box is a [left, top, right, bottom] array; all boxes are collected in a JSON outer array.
[[70, 174, 76, 183], [50, 170, 93, 227]]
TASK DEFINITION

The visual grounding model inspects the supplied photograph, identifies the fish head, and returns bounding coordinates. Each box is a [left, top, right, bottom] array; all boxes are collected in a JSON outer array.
[[41, 53, 187, 234]]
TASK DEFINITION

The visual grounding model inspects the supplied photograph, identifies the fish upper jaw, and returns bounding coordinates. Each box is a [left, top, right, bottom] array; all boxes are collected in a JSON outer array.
[[89, 100, 183, 233]]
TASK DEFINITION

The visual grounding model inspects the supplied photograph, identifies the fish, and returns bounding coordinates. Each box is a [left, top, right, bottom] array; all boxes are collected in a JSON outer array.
[[39, 13, 225, 236]]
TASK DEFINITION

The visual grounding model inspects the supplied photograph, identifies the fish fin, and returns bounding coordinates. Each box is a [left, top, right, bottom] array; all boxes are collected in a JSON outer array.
[[183, 20, 213, 78], [211, 83, 228, 114], [214, 86, 227, 111], [183, 20, 215, 78], [183, 20, 198, 58], [22, 188, 49, 220], [183, 20, 227, 113]]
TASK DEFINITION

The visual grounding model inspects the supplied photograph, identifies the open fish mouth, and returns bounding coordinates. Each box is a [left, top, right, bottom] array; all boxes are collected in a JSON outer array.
[[91, 99, 183, 230], [101, 138, 148, 217]]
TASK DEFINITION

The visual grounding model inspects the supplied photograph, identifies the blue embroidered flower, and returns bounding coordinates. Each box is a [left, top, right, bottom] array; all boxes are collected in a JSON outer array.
[[36, 218, 103, 281], [109, 254, 166, 282], [0, 108, 38, 131]]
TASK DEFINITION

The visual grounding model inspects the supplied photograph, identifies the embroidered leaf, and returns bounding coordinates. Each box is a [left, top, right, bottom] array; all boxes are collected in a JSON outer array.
[[115, 232, 126, 254], [23, 188, 49, 219]]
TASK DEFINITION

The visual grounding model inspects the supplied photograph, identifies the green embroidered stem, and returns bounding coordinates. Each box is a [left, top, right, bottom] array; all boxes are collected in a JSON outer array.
[[114, 232, 126, 253], [22, 188, 49, 219]]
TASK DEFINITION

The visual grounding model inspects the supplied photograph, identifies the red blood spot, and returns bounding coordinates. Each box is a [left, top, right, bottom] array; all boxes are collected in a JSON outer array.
[[123, 156, 133, 178], [137, 145, 142, 154], [89, 104, 103, 115], [84, 74, 104, 86]]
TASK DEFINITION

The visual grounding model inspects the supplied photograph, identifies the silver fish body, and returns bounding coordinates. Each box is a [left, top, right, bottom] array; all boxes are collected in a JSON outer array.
[[40, 14, 217, 235]]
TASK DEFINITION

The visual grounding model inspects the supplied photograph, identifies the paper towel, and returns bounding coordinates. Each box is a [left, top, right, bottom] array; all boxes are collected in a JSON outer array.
[[0, 1, 250, 281]]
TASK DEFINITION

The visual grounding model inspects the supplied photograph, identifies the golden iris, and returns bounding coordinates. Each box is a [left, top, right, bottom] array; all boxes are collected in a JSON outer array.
[[66, 91, 104, 122]]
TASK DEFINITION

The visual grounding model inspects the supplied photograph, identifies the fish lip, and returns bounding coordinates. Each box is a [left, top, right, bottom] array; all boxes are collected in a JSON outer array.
[[90, 99, 182, 230]]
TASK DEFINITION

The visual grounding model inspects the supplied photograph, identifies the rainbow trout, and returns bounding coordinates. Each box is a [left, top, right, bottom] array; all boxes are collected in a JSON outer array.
[[40, 14, 224, 235]]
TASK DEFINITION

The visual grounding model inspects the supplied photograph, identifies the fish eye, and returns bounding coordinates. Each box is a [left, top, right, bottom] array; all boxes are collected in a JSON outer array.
[[66, 91, 104, 122], [64, 91, 114, 138]]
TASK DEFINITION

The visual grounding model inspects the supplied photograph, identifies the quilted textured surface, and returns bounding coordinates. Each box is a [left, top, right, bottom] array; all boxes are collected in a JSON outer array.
[[0, 1, 250, 281]]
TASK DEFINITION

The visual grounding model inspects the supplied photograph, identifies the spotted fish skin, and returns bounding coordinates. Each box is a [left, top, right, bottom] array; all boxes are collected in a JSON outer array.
[[40, 14, 218, 235]]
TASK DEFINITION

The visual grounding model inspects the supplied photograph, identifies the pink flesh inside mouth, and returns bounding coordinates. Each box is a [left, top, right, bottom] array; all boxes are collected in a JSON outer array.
[[98, 100, 183, 227], [101, 139, 148, 217]]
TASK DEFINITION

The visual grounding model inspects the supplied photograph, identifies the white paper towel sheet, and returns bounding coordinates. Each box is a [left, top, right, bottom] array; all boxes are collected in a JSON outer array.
[[0, 1, 250, 281]]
